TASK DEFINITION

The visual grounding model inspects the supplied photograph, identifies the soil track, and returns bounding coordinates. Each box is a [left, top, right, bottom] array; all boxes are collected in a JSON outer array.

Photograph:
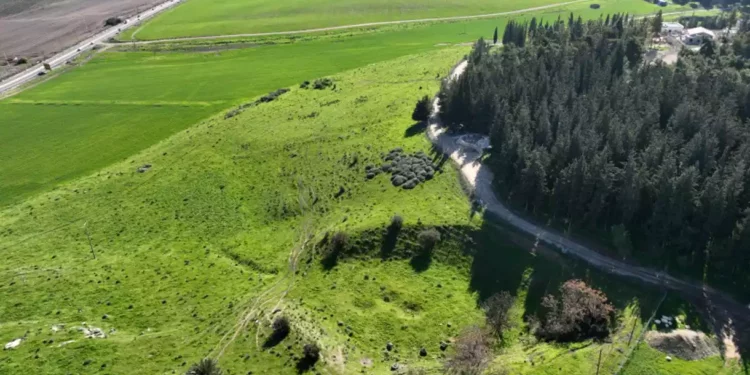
[[428, 60, 750, 362]]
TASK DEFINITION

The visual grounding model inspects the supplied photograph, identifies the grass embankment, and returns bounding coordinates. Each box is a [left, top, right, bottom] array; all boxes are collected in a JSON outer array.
[[122, 0, 698, 40], [0, 48, 732, 374]]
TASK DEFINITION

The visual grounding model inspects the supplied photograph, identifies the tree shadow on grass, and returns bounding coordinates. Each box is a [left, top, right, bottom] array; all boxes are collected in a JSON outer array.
[[295, 356, 317, 373], [429, 144, 450, 171], [321, 251, 338, 271], [263, 329, 289, 349], [410, 251, 432, 273], [380, 226, 400, 259], [404, 122, 427, 137]]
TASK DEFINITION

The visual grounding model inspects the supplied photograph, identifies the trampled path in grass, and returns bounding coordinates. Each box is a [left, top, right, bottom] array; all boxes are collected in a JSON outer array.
[[0, 49, 736, 374]]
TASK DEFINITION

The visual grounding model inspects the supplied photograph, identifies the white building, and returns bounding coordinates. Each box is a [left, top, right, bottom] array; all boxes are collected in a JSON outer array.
[[684, 27, 715, 45], [661, 22, 685, 35]]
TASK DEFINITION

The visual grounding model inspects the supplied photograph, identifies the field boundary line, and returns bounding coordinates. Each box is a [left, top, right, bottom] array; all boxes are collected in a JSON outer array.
[[130, 0, 592, 43]]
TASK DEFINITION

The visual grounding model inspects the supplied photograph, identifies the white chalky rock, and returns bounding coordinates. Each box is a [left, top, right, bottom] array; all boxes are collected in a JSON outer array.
[[4, 338, 22, 350]]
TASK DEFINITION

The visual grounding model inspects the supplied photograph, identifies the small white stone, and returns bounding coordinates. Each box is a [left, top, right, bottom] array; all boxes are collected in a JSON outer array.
[[665, 356, 672, 362], [4, 338, 22, 350]]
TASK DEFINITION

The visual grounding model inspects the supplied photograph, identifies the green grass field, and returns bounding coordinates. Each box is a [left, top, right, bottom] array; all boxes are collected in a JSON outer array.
[[123, 0, 565, 40], [0, 48, 737, 374], [123, 0, 693, 40], [1, 0, 703, 207]]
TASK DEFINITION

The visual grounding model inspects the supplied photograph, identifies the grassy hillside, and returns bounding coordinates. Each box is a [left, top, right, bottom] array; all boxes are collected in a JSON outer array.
[[123, 0, 692, 40], [0, 47, 466, 374], [0, 48, 736, 374]]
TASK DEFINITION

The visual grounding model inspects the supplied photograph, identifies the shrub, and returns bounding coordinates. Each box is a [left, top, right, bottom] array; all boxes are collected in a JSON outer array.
[[418, 228, 441, 252], [300, 80, 310, 89], [186, 358, 223, 375], [303, 343, 320, 361], [330, 232, 348, 254], [104, 17, 122, 26], [313, 78, 334, 90], [389, 215, 403, 232], [411, 95, 433, 122], [482, 291, 515, 338], [272, 316, 290, 337], [444, 326, 491, 375], [589, 3, 600, 8], [14, 57, 27, 65], [534, 280, 614, 342], [258, 88, 289, 103]]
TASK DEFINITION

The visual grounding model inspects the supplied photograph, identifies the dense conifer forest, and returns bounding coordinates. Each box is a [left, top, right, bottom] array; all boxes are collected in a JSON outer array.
[[439, 14, 750, 295]]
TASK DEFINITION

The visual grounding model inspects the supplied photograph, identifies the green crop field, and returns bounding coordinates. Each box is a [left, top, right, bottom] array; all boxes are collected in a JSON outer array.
[[123, 0, 693, 40], [0, 48, 736, 374], [1, 0, 705, 207]]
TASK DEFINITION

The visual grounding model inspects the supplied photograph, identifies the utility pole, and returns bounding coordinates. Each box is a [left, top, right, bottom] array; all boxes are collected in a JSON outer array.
[[595, 347, 603, 375]]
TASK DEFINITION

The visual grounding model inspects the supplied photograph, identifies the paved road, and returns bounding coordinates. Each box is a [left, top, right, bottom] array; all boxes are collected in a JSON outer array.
[[428, 60, 750, 347], [0, 0, 182, 96]]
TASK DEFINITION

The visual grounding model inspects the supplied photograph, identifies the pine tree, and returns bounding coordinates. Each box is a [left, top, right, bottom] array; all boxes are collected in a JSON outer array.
[[652, 10, 663, 35], [493, 27, 499, 44]]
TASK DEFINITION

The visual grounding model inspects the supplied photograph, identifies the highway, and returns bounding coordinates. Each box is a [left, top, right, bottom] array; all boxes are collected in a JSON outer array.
[[0, 0, 182, 95]]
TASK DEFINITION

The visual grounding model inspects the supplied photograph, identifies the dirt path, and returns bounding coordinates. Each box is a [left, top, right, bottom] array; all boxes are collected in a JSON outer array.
[[427, 60, 750, 360]]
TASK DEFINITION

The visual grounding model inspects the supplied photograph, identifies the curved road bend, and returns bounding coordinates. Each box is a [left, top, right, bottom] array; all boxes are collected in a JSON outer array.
[[0, 0, 183, 96], [428, 60, 750, 348]]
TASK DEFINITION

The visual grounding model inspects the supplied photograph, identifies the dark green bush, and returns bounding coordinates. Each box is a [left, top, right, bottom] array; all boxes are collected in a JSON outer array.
[[186, 358, 223, 375], [272, 316, 290, 336], [313, 78, 334, 90], [303, 343, 320, 361], [330, 232, 349, 254], [411, 95, 433, 122], [258, 88, 289, 103], [417, 228, 441, 252]]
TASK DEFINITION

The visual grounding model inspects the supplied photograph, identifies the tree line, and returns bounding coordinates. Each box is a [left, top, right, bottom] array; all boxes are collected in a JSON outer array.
[[438, 14, 750, 296]]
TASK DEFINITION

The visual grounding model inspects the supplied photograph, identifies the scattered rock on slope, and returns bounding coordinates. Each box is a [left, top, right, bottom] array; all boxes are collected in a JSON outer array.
[[367, 148, 437, 190]]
